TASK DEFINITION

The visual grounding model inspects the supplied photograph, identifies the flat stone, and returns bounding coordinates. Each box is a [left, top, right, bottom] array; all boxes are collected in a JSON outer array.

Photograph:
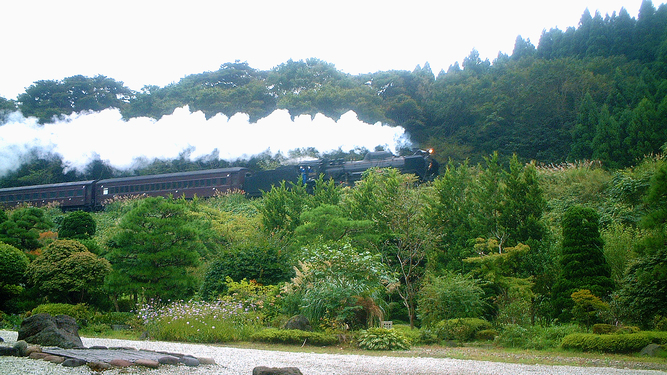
[[25, 346, 41, 356], [88, 361, 113, 371], [89, 345, 108, 349], [197, 357, 216, 365], [45, 355, 65, 364], [641, 343, 663, 356], [29, 352, 49, 359], [62, 358, 87, 367], [158, 355, 180, 365], [109, 359, 133, 367], [135, 358, 160, 369], [180, 356, 200, 367]]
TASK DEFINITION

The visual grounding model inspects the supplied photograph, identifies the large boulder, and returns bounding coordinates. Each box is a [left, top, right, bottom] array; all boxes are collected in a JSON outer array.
[[283, 315, 311, 331], [18, 313, 83, 348]]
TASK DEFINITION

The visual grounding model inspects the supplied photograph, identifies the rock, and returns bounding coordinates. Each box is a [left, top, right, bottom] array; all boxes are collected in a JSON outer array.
[[180, 356, 200, 367], [158, 356, 180, 365], [29, 352, 49, 360], [88, 361, 113, 371], [108, 359, 132, 367], [62, 358, 87, 367], [253, 366, 303, 375], [640, 343, 663, 356], [135, 358, 160, 369], [18, 313, 83, 348], [0, 337, 3, 342], [13, 340, 28, 356], [283, 315, 312, 331], [197, 357, 216, 365], [44, 355, 65, 364], [0, 346, 19, 356], [26, 345, 41, 356]]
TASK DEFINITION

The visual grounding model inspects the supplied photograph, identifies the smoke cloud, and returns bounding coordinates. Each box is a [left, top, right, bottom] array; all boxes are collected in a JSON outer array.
[[0, 107, 411, 177]]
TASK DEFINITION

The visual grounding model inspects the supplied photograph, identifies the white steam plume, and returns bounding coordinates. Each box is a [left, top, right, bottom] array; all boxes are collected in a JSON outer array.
[[0, 107, 411, 176]]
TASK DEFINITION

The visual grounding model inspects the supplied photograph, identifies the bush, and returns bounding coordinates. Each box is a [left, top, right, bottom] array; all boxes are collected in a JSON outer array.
[[357, 327, 410, 350], [434, 318, 492, 342], [250, 328, 338, 346], [495, 324, 582, 350], [561, 331, 667, 353], [592, 324, 640, 335], [475, 329, 498, 341], [32, 303, 91, 326], [92, 312, 136, 326], [417, 273, 485, 327]]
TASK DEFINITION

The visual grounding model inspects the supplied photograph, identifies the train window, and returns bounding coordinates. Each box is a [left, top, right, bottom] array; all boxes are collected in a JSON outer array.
[[8, 195, 13, 201], [76, 190, 83, 197], [50, 192, 56, 198], [32, 193, 38, 199], [221, 177, 227, 185], [68, 190, 74, 197]]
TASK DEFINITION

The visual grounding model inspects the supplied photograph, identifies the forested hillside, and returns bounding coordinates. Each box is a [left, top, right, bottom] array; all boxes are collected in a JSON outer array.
[[2, 0, 667, 188]]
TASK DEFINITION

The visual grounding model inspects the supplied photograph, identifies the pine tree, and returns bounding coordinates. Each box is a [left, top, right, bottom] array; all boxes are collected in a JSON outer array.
[[553, 205, 614, 321]]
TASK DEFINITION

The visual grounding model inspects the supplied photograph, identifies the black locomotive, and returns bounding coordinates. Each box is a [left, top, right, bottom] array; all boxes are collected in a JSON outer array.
[[0, 150, 438, 210]]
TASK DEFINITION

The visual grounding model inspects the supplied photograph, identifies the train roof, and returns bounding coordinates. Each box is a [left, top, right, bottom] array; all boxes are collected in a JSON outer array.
[[96, 167, 250, 184], [0, 180, 96, 193]]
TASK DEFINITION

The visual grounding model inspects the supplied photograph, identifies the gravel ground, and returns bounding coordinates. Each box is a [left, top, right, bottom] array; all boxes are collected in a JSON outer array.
[[1, 330, 666, 375]]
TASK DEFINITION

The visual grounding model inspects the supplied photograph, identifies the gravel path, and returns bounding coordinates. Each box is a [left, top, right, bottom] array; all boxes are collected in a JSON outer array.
[[1, 330, 666, 375]]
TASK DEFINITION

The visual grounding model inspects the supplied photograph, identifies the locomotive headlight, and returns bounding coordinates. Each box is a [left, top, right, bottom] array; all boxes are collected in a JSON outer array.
[[428, 148, 435, 155]]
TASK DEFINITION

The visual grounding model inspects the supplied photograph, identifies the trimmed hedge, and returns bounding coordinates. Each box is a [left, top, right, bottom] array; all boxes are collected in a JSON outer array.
[[250, 328, 338, 346], [561, 331, 667, 353]]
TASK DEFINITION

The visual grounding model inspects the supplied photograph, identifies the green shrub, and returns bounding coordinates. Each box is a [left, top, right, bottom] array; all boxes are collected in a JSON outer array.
[[592, 324, 616, 335], [92, 312, 136, 326], [475, 329, 498, 341], [32, 303, 91, 326], [496, 324, 582, 350], [418, 328, 439, 344], [357, 327, 410, 350], [434, 318, 492, 342], [392, 324, 420, 345], [250, 328, 338, 346], [561, 331, 667, 353]]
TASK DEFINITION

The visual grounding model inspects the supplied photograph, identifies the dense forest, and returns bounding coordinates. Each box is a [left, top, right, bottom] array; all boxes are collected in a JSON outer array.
[[3, 1, 667, 187], [1, 1, 667, 355]]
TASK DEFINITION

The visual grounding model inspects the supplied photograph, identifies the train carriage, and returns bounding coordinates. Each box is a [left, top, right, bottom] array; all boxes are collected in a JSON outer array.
[[94, 167, 251, 208], [0, 180, 95, 210]]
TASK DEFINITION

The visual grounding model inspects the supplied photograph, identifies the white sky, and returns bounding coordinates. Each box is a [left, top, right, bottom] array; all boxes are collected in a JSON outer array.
[[0, 0, 657, 100]]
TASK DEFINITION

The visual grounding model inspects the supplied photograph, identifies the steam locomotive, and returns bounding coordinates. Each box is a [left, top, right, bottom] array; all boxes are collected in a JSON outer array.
[[0, 150, 438, 211]]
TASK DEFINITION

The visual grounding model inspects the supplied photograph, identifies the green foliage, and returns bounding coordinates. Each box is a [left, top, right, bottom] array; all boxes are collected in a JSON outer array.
[[18, 75, 132, 123], [201, 239, 292, 300], [105, 197, 204, 301], [495, 324, 582, 350], [250, 328, 338, 346], [570, 289, 609, 328], [0, 206, 53, 251], [618, 248, 667, 327], [32, 303, 91, 325], [282, 240, 393, 329], [434, 318, 492, 342], [59, 210, 96, 240], [0, 242, 29, 287], [554, 205, 614, 322], [27, 239, 111, 304], [259, 180, 309, 237], [417, 272, 485, 327], [357, 327, 410, 350], [561, 331, 667, 353], [138, 299, 263, 343], [0, 242, 29, 310]]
